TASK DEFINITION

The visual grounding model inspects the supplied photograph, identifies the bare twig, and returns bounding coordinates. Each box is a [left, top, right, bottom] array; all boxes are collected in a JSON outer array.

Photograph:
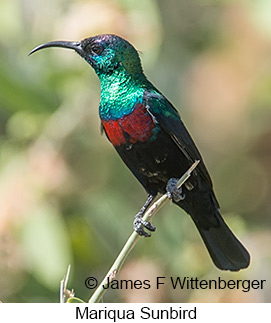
[[88, 160, 200, 303], [60, 264, 75, 303]]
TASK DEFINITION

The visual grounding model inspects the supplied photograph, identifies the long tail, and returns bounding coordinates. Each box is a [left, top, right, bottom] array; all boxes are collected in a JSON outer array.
[[176, 185, 250, 271]]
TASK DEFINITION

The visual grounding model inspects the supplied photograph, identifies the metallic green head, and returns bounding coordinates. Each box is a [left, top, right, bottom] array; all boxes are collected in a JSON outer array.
[[30, 34, 143, 77]]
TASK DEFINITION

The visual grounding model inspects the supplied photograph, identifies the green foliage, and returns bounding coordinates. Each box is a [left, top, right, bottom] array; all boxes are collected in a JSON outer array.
[[67, 297, 85, 303], [0, 0, 270, 303]]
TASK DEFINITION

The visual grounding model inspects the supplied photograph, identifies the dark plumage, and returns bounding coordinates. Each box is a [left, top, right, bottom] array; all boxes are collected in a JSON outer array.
[[30, 34, 250, 271]]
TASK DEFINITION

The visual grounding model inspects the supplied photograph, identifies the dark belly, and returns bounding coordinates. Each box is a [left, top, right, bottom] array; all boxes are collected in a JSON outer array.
[[115, 128, 191, 195]]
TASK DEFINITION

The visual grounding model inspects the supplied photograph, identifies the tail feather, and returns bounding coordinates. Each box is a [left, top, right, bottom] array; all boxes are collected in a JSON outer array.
[[192, 211, 250, 271], [176, 187, 250, 271]]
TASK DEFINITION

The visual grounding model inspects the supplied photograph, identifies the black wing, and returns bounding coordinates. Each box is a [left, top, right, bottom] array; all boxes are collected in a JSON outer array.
[[143, 89, 213, 191]]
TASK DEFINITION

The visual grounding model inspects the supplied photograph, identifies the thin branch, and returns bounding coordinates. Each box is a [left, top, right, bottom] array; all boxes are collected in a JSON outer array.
[[60, 264, 74, 303], [88, 160, 200, 303]]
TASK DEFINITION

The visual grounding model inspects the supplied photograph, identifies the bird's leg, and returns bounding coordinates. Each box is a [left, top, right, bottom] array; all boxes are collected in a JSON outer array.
[[134, 194, 156, 237], [166, 178, 186, 202]]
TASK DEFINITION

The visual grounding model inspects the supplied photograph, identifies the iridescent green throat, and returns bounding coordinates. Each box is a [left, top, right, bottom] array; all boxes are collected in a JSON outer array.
[[98, 68, 150, 121]]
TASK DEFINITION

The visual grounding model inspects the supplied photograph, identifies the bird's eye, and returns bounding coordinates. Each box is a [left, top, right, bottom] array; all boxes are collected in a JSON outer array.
[[91, 45, 104, 55]]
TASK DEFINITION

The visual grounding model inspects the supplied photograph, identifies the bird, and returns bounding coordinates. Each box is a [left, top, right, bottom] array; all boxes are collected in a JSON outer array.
[[30, 34, 250, 271]]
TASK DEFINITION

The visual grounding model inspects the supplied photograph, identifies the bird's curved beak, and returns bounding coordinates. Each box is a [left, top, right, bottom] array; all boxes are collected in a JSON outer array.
[[29, 40, 82, 56]]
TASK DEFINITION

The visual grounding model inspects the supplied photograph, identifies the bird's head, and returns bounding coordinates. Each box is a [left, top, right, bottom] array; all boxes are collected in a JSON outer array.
[[29, 34, 143, 77]]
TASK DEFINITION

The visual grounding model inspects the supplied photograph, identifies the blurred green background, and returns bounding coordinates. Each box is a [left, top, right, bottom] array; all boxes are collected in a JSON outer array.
[[0, 0, 270, 303]]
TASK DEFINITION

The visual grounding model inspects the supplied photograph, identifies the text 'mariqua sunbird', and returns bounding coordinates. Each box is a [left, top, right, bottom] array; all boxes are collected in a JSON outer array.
[[30, 34, 250, 271]]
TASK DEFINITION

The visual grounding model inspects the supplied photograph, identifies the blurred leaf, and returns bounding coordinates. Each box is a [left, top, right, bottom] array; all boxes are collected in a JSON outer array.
[[1, 0, 271, 303], [0, 61, 59, 113], [7, 111, 47, 141], [67, 297, 85, 303], [20, 205, 73, 291]]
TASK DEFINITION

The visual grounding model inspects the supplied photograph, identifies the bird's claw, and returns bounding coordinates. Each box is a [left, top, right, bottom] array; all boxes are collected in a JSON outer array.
[[166, 178, 186, 202], [134, 213, 156, 237]]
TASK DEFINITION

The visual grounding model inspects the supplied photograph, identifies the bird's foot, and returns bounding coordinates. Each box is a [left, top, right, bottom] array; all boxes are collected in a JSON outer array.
[[134, 212, 156, 238], [166, 178, 186, 202]]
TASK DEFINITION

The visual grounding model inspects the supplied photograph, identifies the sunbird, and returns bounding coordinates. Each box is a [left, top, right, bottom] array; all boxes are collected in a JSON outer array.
[[30, 34, 250, 271]]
